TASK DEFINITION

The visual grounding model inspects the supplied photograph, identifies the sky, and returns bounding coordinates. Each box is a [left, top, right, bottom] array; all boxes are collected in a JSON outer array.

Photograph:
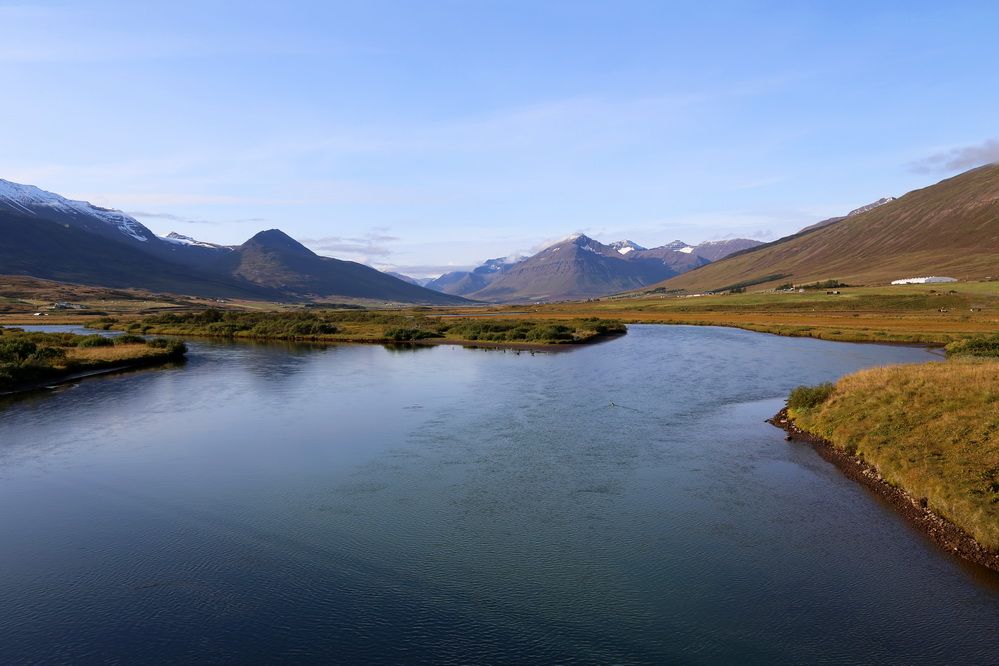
[[2, 1, 998, 277]]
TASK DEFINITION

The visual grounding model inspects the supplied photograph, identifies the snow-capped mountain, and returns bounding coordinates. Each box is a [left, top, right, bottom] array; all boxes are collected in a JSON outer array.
[[421, 233, 764, 302], [424, 256, 521, 296], [163, 231, 233, 250], [847, 196, 896, 217], [608, 240, 647, 255], [799, 196, 899, 233], [0, 178, 152, 243], [662, 240, 696, 254], [0, 178, 468, 305]]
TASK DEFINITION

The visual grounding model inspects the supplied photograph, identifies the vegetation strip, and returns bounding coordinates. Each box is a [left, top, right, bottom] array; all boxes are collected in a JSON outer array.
[[769, 341, 999, 571], [0, 328, 187, 394], [769, 408, 999, 573], [89, 310, 627, 348]]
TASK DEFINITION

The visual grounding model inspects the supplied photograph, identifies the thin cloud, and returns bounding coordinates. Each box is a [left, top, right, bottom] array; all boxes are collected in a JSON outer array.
[[128, 211, 266, 226], [379, 263, 477, 278], [301, 228, 400, 258], [909, 138, 999, 174]]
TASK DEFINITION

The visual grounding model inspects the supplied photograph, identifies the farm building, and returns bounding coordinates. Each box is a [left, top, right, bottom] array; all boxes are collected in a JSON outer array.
[[890, 276, 958, 285]]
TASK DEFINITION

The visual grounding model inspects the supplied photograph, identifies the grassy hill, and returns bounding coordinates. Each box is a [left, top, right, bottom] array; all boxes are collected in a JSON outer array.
[[656, 164, 999, 293]]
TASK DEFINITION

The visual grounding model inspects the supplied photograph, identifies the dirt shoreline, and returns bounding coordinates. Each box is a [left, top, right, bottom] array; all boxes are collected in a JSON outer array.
[[0, 354, 184, 397], [767, 407, 999, 573]]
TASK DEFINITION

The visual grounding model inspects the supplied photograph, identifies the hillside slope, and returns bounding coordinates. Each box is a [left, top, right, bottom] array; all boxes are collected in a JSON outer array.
[[657, 165, 999, 292], [0, 179, 467, 305]]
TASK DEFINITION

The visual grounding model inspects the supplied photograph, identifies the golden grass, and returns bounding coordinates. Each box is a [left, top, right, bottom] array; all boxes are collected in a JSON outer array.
[[791, 359, 999, 549], [64, 344, 170, 365], [429, 281, 999, 344]]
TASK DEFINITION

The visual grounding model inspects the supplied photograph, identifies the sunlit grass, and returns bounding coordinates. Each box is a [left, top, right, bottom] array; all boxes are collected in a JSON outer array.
[[790, 359, 999, 549]]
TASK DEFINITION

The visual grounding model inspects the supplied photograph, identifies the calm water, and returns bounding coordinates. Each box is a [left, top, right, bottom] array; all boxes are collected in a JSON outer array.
[[1, 325, 997, 663]]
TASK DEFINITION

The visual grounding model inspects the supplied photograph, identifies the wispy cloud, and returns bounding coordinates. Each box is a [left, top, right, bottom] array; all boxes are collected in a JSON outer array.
[[909, 138, 999, 173], [92, 193, 298, 207], [128, 211, 266, 226], [378, 263, 477, 279], [301, 228, 400, 258]]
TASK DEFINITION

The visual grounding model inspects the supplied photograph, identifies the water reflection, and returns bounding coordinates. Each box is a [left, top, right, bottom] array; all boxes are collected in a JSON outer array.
[[0, 325, 996, 663]]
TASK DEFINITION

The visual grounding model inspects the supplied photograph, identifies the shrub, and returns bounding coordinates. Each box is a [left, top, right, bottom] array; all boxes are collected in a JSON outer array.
[[113, 334, 147, 345], [945, 335, 999, 358], [383, 327, 441, 341], [24, 347, 66, 364], [147, 338, 187, 355], [76, 335, 114, 348], [0, 339, 38, 363], [206, 322, 247, 337], [787, 382, 835, 410], [525, 324, 574, 342]]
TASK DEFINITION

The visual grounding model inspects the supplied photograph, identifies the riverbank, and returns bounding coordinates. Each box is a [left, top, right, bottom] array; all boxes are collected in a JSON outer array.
[[768, 357, 999, 572], [0, 328, 187, 395], [460, 281, 999, 345]]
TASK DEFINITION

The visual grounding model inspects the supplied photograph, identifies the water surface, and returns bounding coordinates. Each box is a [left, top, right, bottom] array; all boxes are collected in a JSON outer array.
[[1, 325, 996, 663]]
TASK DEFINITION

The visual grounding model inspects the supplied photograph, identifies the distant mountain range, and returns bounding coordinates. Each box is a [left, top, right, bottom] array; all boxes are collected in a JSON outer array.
[[0, 179, 467, 305], [655, 165, 999, 292], [9, 164, 988, 308], [424, 236, 761, 302]]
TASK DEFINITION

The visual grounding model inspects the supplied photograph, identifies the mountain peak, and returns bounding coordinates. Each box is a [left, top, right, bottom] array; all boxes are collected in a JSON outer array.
[[244, 229, 313, 254], [847, 196, 896, 217], [608, 240, 647, 255]]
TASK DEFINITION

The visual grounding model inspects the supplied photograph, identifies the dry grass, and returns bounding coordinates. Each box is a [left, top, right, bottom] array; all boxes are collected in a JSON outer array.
[[64, 344, 168, 365], [434, 281, 999, 344], [791, 359, 999, 549]]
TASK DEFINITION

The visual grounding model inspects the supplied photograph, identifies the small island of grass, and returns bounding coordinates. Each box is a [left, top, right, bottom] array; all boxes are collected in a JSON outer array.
[[0, 328, 187, 394], [771, 334, 999, 570], [90, 310, 627, 348]]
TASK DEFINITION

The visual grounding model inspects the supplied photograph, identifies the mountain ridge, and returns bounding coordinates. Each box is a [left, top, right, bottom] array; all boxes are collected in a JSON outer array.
[[654, 165, 999, 292], [0, 179, 468, 305]]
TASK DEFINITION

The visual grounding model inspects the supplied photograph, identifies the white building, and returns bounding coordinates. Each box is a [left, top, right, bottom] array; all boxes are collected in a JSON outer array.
[[890, 276, 958, 285]]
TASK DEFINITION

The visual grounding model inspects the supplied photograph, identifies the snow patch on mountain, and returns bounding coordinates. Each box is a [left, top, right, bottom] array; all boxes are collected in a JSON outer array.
[[0, 178, 150, 242], [609, 240, 646, 255], [163, 231, 230, 250]]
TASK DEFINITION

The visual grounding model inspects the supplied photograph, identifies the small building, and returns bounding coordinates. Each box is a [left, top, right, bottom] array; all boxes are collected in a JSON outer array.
[[890, 276, 958, 285]]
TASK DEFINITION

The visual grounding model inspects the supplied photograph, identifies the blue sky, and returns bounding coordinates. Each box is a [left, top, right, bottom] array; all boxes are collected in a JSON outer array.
[[2, 1, 997, 277]]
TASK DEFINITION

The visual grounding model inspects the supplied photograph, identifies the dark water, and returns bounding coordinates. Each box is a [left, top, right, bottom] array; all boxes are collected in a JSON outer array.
[[1, 325, 997, 663]]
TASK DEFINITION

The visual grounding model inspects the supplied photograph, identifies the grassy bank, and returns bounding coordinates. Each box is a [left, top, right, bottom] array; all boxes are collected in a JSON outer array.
[[0, 328, 187, 392], [784, 349, 999, 552], [90, 310, 627, 347], [467, 281, 999, 345]]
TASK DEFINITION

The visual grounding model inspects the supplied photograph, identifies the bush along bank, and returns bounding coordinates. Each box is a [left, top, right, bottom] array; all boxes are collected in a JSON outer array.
[[769, 357, 999, 572], [89, 310, 628, 347], [0, 327, 187, 393]]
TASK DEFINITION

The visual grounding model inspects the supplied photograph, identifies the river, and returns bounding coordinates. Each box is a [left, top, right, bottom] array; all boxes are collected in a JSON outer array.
[[1, 325, 996, 663]]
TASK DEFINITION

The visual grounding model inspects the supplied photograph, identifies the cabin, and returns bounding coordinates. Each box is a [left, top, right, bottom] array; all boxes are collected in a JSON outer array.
[[890, 276, 958, 285]]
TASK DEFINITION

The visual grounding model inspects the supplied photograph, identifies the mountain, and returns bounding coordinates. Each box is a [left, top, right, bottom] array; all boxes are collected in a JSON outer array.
[[654, 165, 999, 292], [689, 238, 764, 261], [0, 179, 467, 305], [608, 240, 647, 255], [425, 235, 760, 303], [231, 230, 466, 302], [463, 234, 709, 302], [799, 196, 897, 233], [425, 257, 518, 296], [385, 271, 432, 287]]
